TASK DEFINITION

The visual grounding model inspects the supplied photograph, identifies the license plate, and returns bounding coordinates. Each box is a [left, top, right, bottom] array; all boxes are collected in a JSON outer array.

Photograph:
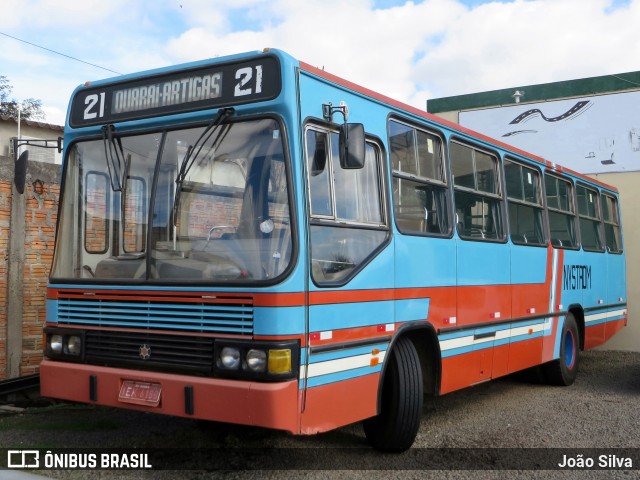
[[118, 380, 162, 407]]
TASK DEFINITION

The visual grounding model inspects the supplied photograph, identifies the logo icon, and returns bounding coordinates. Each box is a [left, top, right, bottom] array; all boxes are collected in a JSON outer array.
[[139, 344, 151, 360], [8, 450, 40, 468]]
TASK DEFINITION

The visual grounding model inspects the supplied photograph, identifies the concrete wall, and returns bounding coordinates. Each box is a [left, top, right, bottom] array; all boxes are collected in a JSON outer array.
[[588, 171, 639, 351], [0, 155, 60, 379]]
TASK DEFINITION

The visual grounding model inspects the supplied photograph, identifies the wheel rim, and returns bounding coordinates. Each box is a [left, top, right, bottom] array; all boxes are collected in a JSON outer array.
[[563, 328, 576, 369]]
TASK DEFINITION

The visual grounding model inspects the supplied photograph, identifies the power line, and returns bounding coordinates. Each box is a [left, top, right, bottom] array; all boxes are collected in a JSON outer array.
[[609, 74, 640, 88], [0, 31, 122, 76]]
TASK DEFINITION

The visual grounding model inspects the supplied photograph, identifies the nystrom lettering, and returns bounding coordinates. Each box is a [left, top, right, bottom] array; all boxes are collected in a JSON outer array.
[[563, 265, 592, 290]]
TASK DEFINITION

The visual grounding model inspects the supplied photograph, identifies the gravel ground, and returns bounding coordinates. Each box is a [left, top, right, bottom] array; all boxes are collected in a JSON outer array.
[[1, 349, 639, 479]]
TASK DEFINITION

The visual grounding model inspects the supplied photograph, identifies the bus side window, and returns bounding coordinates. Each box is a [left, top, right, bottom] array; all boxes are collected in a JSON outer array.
[[305, 126, 388, 284], [602, 194, 623, 253], [305, 130, 332, 217], [504, 159, 546, 246], [544, 174, 577, 249], [576, 184, 604, 252], [451, 141, 504, 241], [389, 120, 449, 235]]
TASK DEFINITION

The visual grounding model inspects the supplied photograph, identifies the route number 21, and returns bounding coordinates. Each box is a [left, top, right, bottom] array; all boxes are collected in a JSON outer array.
[[234, 65, 263, 97], [84, 92, 106, 120]]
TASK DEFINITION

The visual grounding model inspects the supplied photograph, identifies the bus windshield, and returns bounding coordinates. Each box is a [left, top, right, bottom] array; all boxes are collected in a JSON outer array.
[[51, 117, 292, 283]]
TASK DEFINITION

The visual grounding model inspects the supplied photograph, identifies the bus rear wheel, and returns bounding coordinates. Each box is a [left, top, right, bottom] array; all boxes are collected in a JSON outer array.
[[363, 336, 423, 452], [542, 312, 580, 386]]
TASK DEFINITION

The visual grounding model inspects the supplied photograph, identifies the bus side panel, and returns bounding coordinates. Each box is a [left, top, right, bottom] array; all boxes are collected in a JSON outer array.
[[510, 249, 550, 320], [506, 244, 549, 374], [440, 350, 491, 394], [606, 251, 627, 307], [581, 251, 608, 350], [456, 242, 511, 328], [554, 248, 584, 351], [304, 241, 394, 431], [456, 240, 510, 385], [394, 236, 457, 324], [605, 252, 627, 343], [541, 248, 565, 364], [300, 374, 380, 434], [508, 333, 543, 374]]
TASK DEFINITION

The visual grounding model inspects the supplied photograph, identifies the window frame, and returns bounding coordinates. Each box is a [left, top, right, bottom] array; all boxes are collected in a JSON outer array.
[[305, 124, 388, 228], [122, 175, 147, 254], [388, 117, 452, 238], [83, 171, 110, 255], [504, 157, 548, 247], [544, 172, 579, 250], [601, 192, 623, 254], [450, 139, 506, 243], [304, 122, 390, 287], [576, 183, 605, 253]]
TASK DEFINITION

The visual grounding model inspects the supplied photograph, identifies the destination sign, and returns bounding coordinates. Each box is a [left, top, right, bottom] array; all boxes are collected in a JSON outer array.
[[69, 55, 281, 128]]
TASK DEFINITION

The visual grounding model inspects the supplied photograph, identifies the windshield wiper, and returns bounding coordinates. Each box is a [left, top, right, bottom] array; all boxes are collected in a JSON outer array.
[[101, 124, 130, 192], [172, 108, 234, 224]]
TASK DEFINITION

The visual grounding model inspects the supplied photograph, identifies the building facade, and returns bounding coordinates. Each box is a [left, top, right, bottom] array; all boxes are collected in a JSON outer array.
[[1, 117, 62, 379], [0, 115, 63, 164]]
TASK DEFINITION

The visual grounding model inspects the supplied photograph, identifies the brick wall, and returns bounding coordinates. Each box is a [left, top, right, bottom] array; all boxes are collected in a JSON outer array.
[[0, 180, 10, 378], [0, 157, 61, 379]]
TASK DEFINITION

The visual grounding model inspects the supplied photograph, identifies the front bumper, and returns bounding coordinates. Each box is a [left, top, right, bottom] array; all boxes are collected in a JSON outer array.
[[40, 359, 301, 433]]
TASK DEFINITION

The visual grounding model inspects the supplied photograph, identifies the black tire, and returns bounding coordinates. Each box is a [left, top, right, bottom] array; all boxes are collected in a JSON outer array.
[[542, 312, 580, 386], [363, 336, 423, 452]]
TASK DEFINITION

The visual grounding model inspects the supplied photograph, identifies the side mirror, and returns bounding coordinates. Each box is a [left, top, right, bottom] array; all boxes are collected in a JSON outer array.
[[14, 150, 29, 194], [339, 123, 365, 169]]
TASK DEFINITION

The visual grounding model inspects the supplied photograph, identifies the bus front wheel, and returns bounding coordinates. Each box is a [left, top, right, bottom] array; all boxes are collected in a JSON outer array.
[[542, 312, 580, 386], [363, 336, 423, 452]]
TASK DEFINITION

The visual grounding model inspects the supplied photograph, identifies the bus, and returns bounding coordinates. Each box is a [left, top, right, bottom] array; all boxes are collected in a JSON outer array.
[[40, 48, 627, 452]]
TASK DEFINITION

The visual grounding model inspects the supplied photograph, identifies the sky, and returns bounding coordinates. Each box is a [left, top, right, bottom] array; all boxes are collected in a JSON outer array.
[[0, 0, 638, 126]]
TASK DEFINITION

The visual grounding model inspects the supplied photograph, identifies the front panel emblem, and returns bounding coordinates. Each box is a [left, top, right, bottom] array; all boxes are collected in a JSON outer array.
[[139, 344, 151, 360]]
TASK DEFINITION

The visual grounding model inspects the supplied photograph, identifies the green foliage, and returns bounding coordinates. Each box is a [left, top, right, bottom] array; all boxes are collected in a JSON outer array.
[[0, 75, 45, 121]]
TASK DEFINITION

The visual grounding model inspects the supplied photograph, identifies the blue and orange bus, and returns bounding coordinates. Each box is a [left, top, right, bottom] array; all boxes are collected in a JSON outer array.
[[41, 48, 627, 451]]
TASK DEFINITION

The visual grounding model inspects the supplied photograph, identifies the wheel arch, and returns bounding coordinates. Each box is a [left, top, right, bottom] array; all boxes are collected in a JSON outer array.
[[375, 322, 441, 415], [567, 304, 585, 351]]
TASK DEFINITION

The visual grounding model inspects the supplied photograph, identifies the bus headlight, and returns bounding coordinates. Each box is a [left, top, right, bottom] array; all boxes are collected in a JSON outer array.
[[246, 349, 267, 372], [66, 335, 83, 356], [44, 328, 85, 361], [214, 340, 299, 381], [50, 334, 63, 354], [219, 347, 241, 370]]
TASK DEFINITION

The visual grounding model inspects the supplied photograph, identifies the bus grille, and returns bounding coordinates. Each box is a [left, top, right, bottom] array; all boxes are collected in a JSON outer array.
[[55, 293, 254, 335], [84, 330, 214, 374]]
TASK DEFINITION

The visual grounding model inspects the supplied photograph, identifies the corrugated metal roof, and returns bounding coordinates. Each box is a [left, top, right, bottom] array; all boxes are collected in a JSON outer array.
[[0, 114, 63, 131]]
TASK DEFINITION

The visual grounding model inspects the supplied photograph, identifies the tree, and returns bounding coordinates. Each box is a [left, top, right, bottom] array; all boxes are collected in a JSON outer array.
[[0, 75, 45, 121]]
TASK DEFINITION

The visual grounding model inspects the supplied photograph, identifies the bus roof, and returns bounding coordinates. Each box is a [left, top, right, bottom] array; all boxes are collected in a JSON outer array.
[[298, 60, 618, 194], [64, 47, 618, 194]]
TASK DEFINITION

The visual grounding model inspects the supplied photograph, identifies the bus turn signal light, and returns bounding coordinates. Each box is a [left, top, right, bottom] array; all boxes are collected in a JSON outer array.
[[268, 349, 292, 374]]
